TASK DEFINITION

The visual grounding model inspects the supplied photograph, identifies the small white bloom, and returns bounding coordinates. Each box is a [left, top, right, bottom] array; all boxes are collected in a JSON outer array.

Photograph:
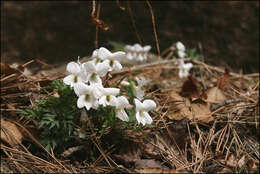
[[83, 61, 110, 85], [177, 59, 193, 78], [176, 41, 186, 52], [98, 87, 120, 107], [177, 50, 186, 58], [115, 96, 132, 122], [120, 80, 130, 86], [63, 61, 87, 88], [134, 98, 156, 126], [74, 82, 99, 110], [132, 77, 150, 100], [96, 47, 125, 71]]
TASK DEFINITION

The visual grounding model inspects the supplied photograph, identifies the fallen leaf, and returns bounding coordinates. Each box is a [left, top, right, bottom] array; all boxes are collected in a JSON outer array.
[[167, 90, 192, 120], [168, 91, 213, 123], [180, 75, 200, 100], [217, 67, 230, 90], [190, 99, 213, 123], [1, 118, 24, 147], [204, 86, 226, 104]]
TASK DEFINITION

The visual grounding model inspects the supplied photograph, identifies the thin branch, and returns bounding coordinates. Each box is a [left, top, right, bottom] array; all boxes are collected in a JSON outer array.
[[126, 1, 143, 45], [146, 0, 160, 60], [94, 2, 101, 48]]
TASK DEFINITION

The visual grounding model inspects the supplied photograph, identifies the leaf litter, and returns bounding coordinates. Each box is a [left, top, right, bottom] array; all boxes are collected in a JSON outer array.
[[1, 53, 259, 173]]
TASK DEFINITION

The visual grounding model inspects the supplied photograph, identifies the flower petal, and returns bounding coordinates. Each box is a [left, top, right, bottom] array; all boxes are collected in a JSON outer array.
[[83, 61, 96, 73], [136, 111, 141, 124], [143, 45, 151, 52], [142, 111, 153, 125], [116, 96, 130, 108], [74, 82, 92, 96], [96, 61, 110, 77], [98, 47, 112, 60], [116, 109, 129, 122], [109, 95, 118, 106], [66, 62, 81, 74], [63, 74, 75, 87], [111, 51, 125, 61], [143, 100, 156, 111], [77, 96, 85, 109], [134, 98, 144, 111]]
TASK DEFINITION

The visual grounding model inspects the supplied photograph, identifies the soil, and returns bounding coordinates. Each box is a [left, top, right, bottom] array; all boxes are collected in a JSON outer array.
[[1, 1, 259, 72]]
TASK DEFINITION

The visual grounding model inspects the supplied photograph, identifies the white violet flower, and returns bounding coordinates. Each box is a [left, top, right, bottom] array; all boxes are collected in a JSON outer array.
[[132, 76, 150, 100], [115, 96, 132, 122], [124, 44, 151, 63], [83, 61, 110, 85], [74, 82, 99, 110], [177, 59, 193, 78], [176, 41, 186, 58], [134, 98, 156, 126], [94, 47, 125, 71], [98, 87, 120, 107], [176, 41, 186, 52], [63, 61, 87, 88]]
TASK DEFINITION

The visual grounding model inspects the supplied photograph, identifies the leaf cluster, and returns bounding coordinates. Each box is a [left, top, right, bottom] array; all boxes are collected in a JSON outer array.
[[19, 80, 80, 152]]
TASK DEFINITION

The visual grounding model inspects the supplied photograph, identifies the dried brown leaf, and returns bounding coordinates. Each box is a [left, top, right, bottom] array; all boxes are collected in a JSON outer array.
[[204, 86, 226, 104], [167, 90, 192, 120], [180, 75, 200, 100], [1, 118, 24, 146], [217, 67, 230, 90], [190, 99, 213, 123], [169, 91, 213, 123]]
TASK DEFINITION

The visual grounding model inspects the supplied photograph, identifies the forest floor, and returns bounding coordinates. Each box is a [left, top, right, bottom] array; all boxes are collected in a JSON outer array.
[[1, 50, 259, 173]]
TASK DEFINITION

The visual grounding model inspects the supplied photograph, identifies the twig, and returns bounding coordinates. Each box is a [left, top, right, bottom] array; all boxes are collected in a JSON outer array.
[[210, 98, 244, 112], [94, 2, 101, 48], [126, 1, 143, 45], [146, 0, 160, 60], [116, 0, 125, 10]]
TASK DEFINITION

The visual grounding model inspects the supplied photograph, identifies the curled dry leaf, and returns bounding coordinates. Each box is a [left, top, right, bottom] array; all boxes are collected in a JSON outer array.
[[190, 99, 213, 123], [204, 86, 226, 104], [217, 67, 230, 90], [1, 118, 24, 147], [180, 75, 200, 100], [168, 91, 213, 123], [168, 90, 192, 121]]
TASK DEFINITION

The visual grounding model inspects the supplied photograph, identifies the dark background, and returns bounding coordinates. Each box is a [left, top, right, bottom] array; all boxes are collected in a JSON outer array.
[[1, 1, 259, 73]]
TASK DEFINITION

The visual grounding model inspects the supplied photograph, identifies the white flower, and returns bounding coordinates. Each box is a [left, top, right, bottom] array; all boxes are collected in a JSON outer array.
[[134, 98, 156, 126], [120, 80, 130, 86], [132, 77, 150, 100], [74, 82, 99, 110], [63, 61, 87, 88], [97, 47, 125, 71], [177, 59, 193, 78], [177, 50, 186, 58], [83, 61, 110, 85], [124, 44, 151, 63], [115, 96, 132, 122], [98, 87, 120, 107], [176, 41, 185, 52]]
